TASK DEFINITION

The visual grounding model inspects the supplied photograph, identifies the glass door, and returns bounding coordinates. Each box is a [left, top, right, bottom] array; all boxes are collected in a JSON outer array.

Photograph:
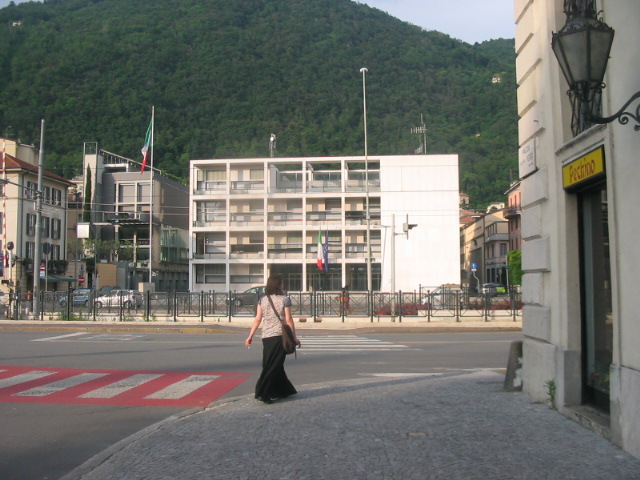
[[579, 185, 612, 411]]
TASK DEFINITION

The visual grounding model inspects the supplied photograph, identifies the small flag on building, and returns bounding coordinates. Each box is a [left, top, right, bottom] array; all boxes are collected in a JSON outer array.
[[323, 230, 329, 271], [140, 119, 152, 172], [317, 230, 324, 270]]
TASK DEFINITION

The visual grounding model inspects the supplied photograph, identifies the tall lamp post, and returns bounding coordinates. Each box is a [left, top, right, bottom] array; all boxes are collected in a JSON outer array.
[[360, 67, 372, 292], [552, 0, 640, 135]]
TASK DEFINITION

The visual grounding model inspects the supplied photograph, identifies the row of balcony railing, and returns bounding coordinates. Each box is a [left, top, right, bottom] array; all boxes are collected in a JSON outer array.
[[194, 179, 381, 195], [192, 244, 382, 260], [193, 211, 381, 228]]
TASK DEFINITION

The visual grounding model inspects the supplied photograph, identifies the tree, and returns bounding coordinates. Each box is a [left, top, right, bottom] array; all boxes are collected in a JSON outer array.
[[507, 250, 522, 286]]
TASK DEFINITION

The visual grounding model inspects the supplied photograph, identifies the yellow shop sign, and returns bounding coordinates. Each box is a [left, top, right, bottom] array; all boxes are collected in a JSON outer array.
[[563, 147, 605, 190]]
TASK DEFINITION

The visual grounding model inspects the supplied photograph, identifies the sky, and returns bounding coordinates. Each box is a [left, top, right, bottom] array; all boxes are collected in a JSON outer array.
[[1, 0, 516, 44], [358, 0, 515, 44]]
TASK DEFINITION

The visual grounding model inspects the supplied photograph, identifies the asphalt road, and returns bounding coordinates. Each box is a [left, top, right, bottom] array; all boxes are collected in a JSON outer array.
[[0, 329, 522, 480]]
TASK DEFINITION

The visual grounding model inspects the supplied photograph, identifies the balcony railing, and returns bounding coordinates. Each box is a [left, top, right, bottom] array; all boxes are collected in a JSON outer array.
[[267, 212, 302, 226], [306, 180, 342, 193], [504, 205, 522, 219], [230, 212, 264, 225], [306, 211, 342, 223], [194, 181, 227, 194], [230, 181, 264, 193]]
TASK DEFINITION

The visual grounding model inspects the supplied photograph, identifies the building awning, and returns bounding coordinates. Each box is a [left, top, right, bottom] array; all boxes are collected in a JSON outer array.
[[43, 275, 77, 283]]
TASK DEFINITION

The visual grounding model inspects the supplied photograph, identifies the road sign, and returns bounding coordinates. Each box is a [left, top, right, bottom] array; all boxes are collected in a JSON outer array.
[[78, 275, 85, 285], [471, 262, 477, 271], [39, 263, 46, 278]]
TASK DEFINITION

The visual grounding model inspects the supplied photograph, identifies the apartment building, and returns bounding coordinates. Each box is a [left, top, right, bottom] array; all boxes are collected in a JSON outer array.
[[460, 209, 508, 291], [80, 144, 189, 291], [189, 155, 460, 293], [1, 139, 73, 295], [516, 0, 640, 458]]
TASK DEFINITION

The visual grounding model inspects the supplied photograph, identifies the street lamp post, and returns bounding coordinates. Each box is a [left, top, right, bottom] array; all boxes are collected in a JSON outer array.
[[360, 67, 372, 292]]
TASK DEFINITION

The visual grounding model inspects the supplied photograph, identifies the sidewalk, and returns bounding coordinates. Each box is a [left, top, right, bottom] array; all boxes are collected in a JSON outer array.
[[0, 313, 523, 334], [61, 369, 640, 480]]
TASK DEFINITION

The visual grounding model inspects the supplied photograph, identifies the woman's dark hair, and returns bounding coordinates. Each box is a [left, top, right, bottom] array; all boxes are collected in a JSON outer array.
[[265, 274, 285, 295]]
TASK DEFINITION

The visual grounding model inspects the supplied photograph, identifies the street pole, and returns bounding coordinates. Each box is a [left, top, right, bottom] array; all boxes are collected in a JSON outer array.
[[360, 67, 372, 293], [391, 214, 396, 316], [33, 119, 45, 318]]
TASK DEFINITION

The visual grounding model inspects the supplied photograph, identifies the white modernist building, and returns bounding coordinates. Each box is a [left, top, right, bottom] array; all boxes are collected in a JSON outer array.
[[189, 155, 460, 293]]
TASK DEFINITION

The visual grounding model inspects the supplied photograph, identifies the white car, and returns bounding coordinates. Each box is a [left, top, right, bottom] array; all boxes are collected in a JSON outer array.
[[95, 290, 143, 309]]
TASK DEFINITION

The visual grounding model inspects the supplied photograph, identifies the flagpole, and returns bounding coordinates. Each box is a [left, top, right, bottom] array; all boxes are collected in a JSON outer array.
[[148, 106, 154, 286]]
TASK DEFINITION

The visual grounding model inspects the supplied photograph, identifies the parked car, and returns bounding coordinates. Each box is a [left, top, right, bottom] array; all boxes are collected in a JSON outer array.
[[95, 289, 143, 309], [481, 283, 506, 296], [97, 286, 119, 296], [59, 288, 94, 307], [227, 286, 266, 307]]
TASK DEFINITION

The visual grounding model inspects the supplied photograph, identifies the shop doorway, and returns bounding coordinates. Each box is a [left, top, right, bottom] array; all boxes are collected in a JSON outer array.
[[578, 184, 612, 411]]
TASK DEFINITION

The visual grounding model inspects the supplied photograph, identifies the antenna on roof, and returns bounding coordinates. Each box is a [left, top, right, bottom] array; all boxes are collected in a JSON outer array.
[[410, 114, 427, 154]]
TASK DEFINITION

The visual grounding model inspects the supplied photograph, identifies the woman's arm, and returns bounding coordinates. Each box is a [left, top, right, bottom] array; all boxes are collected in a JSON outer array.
[[284, 306, 301, 346], [245, 304, 263, 347]]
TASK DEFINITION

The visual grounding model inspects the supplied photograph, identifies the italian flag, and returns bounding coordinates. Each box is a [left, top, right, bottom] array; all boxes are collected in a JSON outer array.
[[140, 120, 152, 172], [317, 230, 324, 270]]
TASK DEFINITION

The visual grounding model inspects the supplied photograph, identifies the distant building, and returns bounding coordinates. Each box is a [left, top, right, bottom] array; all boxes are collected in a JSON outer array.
[[189, 155, 460, 292], [1, 139, 73, 295], [79, 144, 189, 291]]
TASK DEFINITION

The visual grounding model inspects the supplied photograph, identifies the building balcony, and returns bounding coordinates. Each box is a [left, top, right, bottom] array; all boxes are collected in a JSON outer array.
[[270, 182, 303, 194], [485, 233, 509, 242], [230, 245, 264, 258], [192, 252, 226, 260], [193, 218, 226, 228], [306, 180, 342, 193], [230, 181, 264, 193], [230, 212, 264, 226], [306, 211, 342, 224], [267, 212, 302, 226], [267, 243, 303, 259], [108, 212, 150, 225], [504, 205, 522, 219]]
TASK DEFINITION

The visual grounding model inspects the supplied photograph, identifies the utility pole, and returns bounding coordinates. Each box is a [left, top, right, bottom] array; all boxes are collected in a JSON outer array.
[[360, 67, 372, 292], [269, 134, 276, 158], [33, 119, 45, 317]]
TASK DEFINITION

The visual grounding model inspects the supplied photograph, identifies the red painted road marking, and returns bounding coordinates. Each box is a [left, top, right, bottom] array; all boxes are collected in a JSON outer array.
[[0, 366, 252, 407]]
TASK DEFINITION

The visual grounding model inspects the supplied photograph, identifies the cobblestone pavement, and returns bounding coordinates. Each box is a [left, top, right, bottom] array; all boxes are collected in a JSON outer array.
[[61, 369, 640, 480]]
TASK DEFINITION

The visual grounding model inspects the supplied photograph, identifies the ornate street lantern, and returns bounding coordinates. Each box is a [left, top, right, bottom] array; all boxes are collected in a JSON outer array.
[[551, 0, 640, 135]]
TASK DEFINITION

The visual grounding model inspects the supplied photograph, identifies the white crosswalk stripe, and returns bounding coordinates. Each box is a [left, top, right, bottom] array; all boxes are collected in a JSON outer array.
[[79, 374, 163, 399], [0, 371, 57, 389], [145, 374, 220, 400], [16, 373, 108, 397], [297, 335, 408, 354]]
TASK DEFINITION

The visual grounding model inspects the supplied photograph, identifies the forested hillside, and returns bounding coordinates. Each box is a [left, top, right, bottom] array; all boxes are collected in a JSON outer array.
[[0, 0, 517, 207]]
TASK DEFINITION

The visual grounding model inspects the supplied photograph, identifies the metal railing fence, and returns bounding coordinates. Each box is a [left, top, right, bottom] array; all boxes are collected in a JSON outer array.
[[10, 286, 522, 322]]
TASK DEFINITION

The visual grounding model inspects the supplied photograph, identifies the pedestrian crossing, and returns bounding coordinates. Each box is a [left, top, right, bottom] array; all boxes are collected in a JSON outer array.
[[0, 365, 251, 407], [297, 335, 409, 354]]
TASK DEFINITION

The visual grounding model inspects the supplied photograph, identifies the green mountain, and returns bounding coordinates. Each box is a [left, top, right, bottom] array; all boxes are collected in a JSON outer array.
[[0, 0, 517, 207]]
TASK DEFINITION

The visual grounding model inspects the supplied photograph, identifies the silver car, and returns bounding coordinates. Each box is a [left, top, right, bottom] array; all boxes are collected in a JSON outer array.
[[95, 289, 143, 309]]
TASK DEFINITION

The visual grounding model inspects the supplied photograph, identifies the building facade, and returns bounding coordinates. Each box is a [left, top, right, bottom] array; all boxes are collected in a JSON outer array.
[[189, 155, 460, 293], [1, 140, 73, 296], [515, 0, 640, 458], [80, 144, 189, 291]]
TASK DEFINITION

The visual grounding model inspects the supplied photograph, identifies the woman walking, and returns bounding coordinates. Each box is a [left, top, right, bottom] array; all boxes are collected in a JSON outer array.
[[245, 274, 300, 404]]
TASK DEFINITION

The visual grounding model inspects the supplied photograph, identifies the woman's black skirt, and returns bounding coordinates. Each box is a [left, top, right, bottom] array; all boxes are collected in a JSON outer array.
[[255, 336, 297, 402]]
